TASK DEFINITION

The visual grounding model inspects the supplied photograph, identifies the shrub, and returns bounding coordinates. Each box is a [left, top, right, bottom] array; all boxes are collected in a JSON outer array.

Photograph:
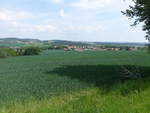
[[23, 47, 41, 56], [147, 45, 150, 53], [0, 48, 17, 58], [16, 48, 25, 56], [145, 43, 150, 53], [0, 50, 7, 58]]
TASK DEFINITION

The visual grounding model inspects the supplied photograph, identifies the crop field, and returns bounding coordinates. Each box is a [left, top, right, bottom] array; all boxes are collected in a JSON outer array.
[[0, 50, 150, 113]]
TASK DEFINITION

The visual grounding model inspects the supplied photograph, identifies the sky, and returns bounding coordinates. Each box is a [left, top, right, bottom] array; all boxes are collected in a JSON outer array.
[[0, 0, 147, 42]]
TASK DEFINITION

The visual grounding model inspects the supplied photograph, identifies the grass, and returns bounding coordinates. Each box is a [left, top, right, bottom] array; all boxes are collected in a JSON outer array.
[[0, 50, 150, 112], [1, 86, 150, 113]]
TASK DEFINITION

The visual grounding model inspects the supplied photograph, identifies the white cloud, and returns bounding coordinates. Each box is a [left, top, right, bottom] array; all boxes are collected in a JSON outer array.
[[0, 9, 34, 21], [71, 0, 134, 11], [0, 19, 57, 34], [63, 25, 103, 32], [35, 25, 57, 32], [71, 0, 112, 9]]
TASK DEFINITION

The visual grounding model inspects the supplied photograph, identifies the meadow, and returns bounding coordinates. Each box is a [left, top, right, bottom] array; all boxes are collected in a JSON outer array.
[[0, 50, 150, 113]]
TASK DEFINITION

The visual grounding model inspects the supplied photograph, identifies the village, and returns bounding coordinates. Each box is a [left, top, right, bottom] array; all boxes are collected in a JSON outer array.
[[62, 45, 140, 52]]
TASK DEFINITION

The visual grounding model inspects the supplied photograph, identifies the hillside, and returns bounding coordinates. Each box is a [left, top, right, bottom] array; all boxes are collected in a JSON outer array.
[[0, 38, 147, 48], [0, 38, 42, 47], [45, 40, 92, 46]]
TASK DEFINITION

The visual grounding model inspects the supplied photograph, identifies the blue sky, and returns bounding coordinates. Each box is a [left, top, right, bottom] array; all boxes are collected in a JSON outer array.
[[0, 0, 146, 42]]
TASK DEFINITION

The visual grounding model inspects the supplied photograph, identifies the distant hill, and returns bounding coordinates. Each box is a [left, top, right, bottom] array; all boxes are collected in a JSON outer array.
[[46, 40, 92, 46], [92, 42, 147, 47], [0, 37, 42, 47], [0, 38, 147, 48], [45, 40, 147, 47], [0, 37, 41, 43]]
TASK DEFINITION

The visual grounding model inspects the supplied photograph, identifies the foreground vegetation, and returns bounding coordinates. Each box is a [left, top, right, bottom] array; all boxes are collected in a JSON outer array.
[[0, 46, 42, 58], [0, 48, 17, 58], [0, 50, 150, 113], [2, 86, 150, 113]]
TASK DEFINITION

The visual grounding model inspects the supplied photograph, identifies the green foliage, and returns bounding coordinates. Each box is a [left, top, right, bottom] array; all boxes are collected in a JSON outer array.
[[122, 0, 150, 41], [23, 47, 41, 55], [0, 48, 17, 58], [0, 50, 149, 112], [0, 50, 7, 58], [144, 43, 150, 53], [2, 86, 150, 113], [17, 46, 42, 56], [119, 46, 130, 51], [147, 44, 150, 53]]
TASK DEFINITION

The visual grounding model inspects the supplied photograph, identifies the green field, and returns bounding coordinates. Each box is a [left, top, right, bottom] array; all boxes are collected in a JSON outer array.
[[0, 50, 150, 113]]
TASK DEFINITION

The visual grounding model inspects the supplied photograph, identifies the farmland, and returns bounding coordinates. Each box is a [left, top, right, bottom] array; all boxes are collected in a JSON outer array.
[[0, 50, 150, 113]]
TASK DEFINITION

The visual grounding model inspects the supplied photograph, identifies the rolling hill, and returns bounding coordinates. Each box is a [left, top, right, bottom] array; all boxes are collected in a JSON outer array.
[[0, 37, 147, 48]]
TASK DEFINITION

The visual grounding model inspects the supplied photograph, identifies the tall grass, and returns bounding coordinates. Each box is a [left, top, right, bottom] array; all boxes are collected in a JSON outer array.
[[0, 50, 149, 112], [1, 85, 150, 113]]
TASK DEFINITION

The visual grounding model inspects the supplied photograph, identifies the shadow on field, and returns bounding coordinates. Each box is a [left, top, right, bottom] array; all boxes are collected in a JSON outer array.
[[48, 65, 150, 95]]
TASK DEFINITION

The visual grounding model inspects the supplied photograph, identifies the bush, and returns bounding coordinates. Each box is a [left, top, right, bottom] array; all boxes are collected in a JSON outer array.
[[0, 50, 7, 58], [16, 48, 24, 56], [145, 43, 150, 53], [23, 47, 41, 56], [0, 48, 17, 58], [148, 46, 150, 53]]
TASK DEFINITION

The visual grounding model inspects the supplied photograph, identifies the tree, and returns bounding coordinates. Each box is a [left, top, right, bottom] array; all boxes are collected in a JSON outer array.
[[16, 47, 41, 56], [122, 0, 150, 41], [23, 47, 41, 56], [146, 43, 150, 53]]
